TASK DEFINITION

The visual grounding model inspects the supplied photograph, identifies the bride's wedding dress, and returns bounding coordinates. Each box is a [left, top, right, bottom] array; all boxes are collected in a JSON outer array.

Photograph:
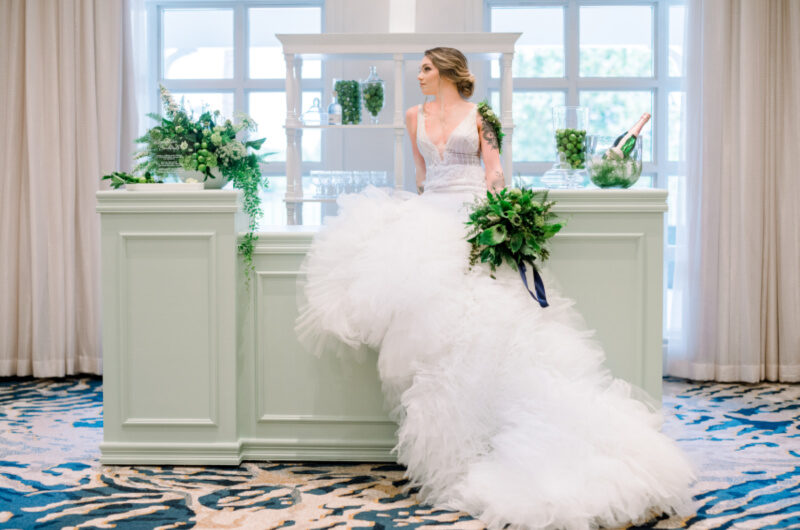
[[296, 103, 695, 529]]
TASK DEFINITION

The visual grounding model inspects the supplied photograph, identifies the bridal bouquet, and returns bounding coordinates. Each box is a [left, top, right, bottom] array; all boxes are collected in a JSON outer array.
[[466, 188, 562, 307]]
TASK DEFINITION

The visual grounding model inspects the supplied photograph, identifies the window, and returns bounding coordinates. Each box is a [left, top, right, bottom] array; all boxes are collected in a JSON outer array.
[[148, 0, 323, 177], [486, 0, 685, 185], [487, 0, 686, 326]]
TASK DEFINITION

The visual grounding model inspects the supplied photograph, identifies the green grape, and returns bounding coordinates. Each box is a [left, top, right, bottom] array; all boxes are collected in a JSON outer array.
[[554, 127, 587, 170], [362, 82, 384, 117]]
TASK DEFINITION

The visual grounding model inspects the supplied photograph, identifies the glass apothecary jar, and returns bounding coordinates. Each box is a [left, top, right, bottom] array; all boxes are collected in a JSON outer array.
[[360, 66, 385, 124], [301, 97, 324, 126], [541, 106, 589, 189]]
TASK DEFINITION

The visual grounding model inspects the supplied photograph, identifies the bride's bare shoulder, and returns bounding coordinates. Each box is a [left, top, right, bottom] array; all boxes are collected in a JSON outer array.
[[405, 104, 421, 117], [405, 104, 421, 126]]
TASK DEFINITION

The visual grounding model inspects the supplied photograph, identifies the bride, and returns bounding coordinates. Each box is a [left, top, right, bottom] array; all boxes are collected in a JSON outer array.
[[296, 47, 695, 530]]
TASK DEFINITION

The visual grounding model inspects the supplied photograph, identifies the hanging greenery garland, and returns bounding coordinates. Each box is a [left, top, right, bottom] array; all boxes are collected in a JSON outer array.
[[477, 100, 504, 153]]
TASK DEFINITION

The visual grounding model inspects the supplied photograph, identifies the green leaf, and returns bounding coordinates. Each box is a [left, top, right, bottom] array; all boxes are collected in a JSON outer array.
[[245, 138, 266, 150], [492, 251, 503, 268], [543, 223, 563, 238], [510, 232, 523, 253], [478, 225, 507, 246]]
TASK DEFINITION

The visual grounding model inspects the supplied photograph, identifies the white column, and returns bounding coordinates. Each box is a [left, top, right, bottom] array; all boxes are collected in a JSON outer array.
[[394, 53, 405, 189], [501, 52, 514, 187], [284, 53, 297, 125], [393, 53, 404, 126], [394, 128, 404, 189], [293, 55, 304, 119], [285, 54, 304, 225], [285, 128, 303, 224]]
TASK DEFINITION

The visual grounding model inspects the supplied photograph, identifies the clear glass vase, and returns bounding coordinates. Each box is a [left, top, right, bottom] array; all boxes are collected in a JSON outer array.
[[360, 66, 385, 125], [586, 135, 643, 188], [541, 106, 589, 188]]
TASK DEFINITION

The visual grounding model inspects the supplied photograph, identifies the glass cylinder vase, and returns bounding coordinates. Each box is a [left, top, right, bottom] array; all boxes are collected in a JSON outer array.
[[541, 105, 590, 188]]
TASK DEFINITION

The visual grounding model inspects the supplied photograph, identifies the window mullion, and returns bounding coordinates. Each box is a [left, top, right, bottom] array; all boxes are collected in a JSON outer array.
[[159, 80, 238, 91], [654, 0, 670, 187], [514, 78, 570, 91], [574, 78, 657, 90], [234, 2, 246, 115], [565, 0, 579, 106], [150, 4, 162, 116]]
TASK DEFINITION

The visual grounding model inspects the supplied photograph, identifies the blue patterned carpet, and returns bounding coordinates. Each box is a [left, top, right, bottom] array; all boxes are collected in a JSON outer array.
[[1, 377, 799, 529]]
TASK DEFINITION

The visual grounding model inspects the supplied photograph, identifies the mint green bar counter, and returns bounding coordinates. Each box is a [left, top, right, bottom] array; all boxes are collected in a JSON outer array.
[[96, 189, 667, 465]]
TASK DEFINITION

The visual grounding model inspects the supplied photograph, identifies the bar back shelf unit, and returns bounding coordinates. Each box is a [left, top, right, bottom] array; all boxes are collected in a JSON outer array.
[[276, 32, 521, 224]]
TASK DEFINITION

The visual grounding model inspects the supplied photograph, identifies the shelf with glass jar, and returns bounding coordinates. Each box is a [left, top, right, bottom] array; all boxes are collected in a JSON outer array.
[[276, 33, 521, 224]]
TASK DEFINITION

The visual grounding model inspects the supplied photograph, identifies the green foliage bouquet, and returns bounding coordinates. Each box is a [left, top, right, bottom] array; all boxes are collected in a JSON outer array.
[[466, 188, 562, 307]]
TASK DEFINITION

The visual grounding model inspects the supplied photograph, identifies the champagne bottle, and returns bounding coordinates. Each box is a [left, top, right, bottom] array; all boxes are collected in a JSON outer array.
[[327, 92, 342, 125], [606, 113, 651, 159]]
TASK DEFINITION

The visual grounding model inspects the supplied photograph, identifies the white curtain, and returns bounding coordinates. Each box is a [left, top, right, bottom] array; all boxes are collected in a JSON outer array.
[[0, 0, 137, 376], [667, 0, 800, 382]]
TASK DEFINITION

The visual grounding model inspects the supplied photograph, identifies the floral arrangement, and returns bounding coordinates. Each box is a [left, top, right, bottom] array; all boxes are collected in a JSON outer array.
[[466, 188, 562, 307], [477, 100, 504, 153], [134, 86, 266, 182], [101, 86, 270, 281]]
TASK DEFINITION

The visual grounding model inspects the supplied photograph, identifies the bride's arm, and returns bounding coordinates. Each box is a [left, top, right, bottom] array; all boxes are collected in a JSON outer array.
[[405, 106, 427, 194], [477, 112, 505, 192]]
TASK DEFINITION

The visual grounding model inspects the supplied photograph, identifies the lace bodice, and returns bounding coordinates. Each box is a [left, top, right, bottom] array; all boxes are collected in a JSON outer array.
[[416, 104, 486, 195]]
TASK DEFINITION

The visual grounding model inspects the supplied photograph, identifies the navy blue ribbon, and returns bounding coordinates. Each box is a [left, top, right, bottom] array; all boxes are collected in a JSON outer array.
[[518, 261, 549, 308]]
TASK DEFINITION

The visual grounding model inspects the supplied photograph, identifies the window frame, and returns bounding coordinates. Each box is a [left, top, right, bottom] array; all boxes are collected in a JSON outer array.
[[485, 0, 684, 187], [145, 0, 325, 176]]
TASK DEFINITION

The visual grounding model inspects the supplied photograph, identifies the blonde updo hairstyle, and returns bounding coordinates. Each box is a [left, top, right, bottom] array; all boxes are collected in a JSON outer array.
[[424, 47, 475, 99]]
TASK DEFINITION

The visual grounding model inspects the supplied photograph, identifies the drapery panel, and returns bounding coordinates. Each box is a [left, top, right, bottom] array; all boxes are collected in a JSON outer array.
[[667, 0, 800, 382], [0, 0, 133, 376]]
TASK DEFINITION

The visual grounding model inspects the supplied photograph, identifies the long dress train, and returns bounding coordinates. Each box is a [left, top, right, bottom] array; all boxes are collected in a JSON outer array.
[[295, 103, 695, 530]]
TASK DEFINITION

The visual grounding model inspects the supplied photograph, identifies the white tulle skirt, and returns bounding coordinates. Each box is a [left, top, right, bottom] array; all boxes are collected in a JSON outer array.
[[295, 186, 696, 530]]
